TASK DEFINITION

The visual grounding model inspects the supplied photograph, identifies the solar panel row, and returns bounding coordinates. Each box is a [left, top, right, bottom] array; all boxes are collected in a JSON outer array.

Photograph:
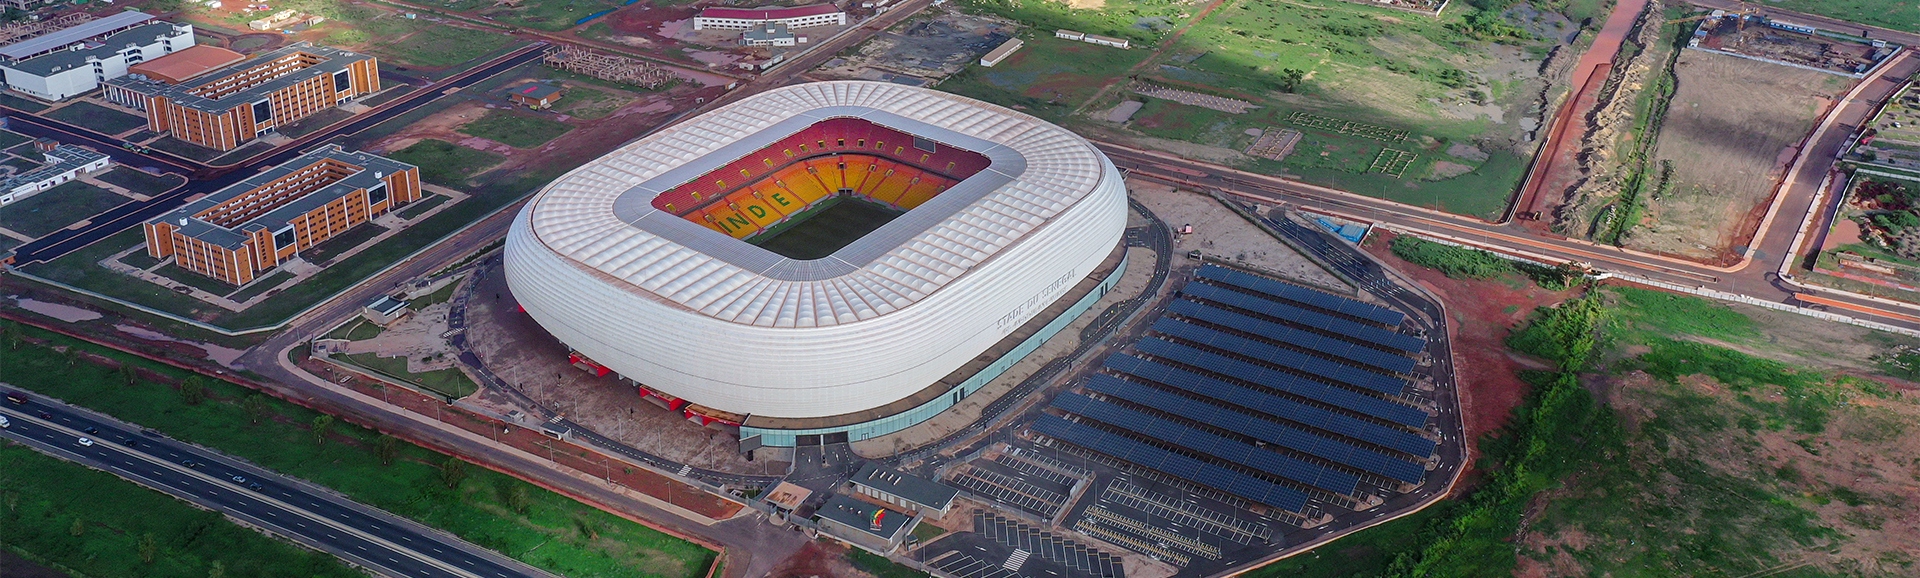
[[1185, 283, 1425, 353], [1084, 375, 1426, 483], [1153, 319, 1408, 396], [1137, 339, 1431, 427], [1032, 415, 1311, 513], [1103, 354, 1436, 457], [1197, 265, 1404, 326], [1052, 392, 1360, 495], [1169, 300, 1417, 374]]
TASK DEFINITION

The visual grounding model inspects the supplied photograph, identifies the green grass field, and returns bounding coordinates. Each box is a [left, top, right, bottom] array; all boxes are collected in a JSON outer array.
[[750, 197, 902, 260], [1762, 1, 1920, 34], [0, 181, 129, 238], [339, 351, 481, 399], [154, 263, 243, 294], [0, 444, 364, 578], [302, 222, 390, 264], [0, 129, 31, 149], [458, 110, 575, 149], [397, 193, 452, 219], [1, 322, 717, 578], [551, 86, 628, 119], [388, 139, 507, 185], [373, 25, 518, 68], [228, 270, 293, 302], [44, 102, 147, 135], [940, 34, 1150, 118], [95, 167, 187, 197]]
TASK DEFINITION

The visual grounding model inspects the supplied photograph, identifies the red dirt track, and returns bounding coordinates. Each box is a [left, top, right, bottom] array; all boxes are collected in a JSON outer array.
[[1513, 0, 1650, 227]]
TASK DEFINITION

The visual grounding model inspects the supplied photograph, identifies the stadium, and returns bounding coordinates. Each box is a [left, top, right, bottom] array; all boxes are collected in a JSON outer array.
[[503, 81, 1130, 448]]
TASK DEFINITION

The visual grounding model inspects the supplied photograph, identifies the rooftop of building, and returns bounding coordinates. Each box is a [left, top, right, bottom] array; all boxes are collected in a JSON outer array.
[[127, 44, 245, 84], [0, 10, 155, 61], [851, 462, 956, 510], [814, 494, 909, 540], [366, 294, 408, 316], [698, 4, 841, 20], [5, 144, 108, 188], [1, 21, 187, 77], [508, 82, 564, 101], [742, 22, 796, 42], [150, 145, 414, 249], [107, 42, 372, 113]]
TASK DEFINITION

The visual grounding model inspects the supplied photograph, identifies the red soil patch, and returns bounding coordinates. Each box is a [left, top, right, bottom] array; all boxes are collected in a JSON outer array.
[[1364, 231, 1575, 484], [605, 3, 698, 36]]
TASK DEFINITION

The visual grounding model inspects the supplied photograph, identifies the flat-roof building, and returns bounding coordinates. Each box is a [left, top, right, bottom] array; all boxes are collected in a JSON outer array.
[[126, 44, 246, 84], [0, 11, 157, 62], [0, 20, 193, 101], [0, 143, 111, 206], [813, 494, 910, 554], [106, 43, 379, 151], [143, 145, 419, 284], [506, 82, 564, 108], [979, 37, 1022, 67], [741, 22, 805, 47], [850, 462, 957, 519], [693, 4, 844, 31]]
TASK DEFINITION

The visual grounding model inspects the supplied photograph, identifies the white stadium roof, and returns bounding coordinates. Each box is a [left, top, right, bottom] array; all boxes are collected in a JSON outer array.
[[522, 81, 1110, 328], [506, 80, 1128, 419]]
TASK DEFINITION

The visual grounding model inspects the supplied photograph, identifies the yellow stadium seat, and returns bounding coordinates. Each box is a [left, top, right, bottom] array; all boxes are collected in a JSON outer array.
[[841, 157, 879, 192], [727, 194, 785, 229], [750, 183, 808, 216], [866, 163, 919, 206], [699, 204, 760, 239], [806, 158, 845, 190], [895, 177, 947, 209]]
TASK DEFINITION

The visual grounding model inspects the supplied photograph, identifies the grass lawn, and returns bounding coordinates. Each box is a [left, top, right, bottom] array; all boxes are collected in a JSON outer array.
[[371, 25, 518, 68], [0, 91, 48, 112], [751, 197, 902, 260], [473, 0, 630, 31], [396, 193, 452, 219], [940, 35, 1150, 118], [457, 110, 574, 149], [275, 107, 357, 139], [0, 129, 31, 149], [228, 269, 294, 302], [0, 444, 365, 578], [45, 102, 148, 135], [0, 181, 129, 238], [323, 318, 387, 341], [154, 263, 242, 295], [22, 229, 227, 322], [145, 137, 224, 163], [1, 323, 718, 578], [339, 351, 480, 399], [209, 141, 278, 166], [1241, 506, 1447, 578], [1762, 1, 1920, 34], [302, 222, 389, 264], [551, 86, 628, 119], [410, 277, 462, 308], [387, 139, 506, 186], [95, 167, 187, 197]]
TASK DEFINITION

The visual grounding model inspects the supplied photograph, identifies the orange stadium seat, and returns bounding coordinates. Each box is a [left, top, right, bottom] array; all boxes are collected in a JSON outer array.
[[774, 166, 833, 204], [840, 157, 877, 192], [748, 183, 809, 216], [866, 163, 920, 206], [698, 204, 760, 239], [805, 158, 845, 190], [725, 193, 786, 229]]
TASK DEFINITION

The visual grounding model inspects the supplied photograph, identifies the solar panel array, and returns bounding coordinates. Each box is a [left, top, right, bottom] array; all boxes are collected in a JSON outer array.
[[1033, 415, 1311, 512], [1183, 283, 1424, 353], [1197, 265, 1404, 326], [1136, 339, 1429, 427], [1084, 375, 1426, 483], [1168, 300, 1416, 374], [1152, 320, 1408, 396], [1103, 354, 1435, 457], [1053, 392, 1359, 495]]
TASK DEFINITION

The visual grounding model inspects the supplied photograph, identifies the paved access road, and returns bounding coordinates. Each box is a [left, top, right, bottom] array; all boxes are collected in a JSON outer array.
[[0, 392, 554, 578], [4, 44, 548, 267]]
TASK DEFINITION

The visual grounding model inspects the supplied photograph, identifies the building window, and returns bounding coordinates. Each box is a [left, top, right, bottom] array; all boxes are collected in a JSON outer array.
[[273, 227, 296, 249], [333, 69, 351, 92], [366, 182, 388, 206]]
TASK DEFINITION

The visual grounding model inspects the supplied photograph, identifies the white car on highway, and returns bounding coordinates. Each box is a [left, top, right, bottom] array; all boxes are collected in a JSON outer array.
[[0, 415, 10, 428], [76, 437, 93, 447]]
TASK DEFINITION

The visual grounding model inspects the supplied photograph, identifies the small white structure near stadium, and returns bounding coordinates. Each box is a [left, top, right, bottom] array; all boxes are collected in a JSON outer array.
[[504, 81, 1128, 447]]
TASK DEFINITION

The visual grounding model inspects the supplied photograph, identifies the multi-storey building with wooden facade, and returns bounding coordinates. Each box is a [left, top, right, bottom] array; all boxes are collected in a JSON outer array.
[[143, 145, 419, 285], [106, 43, 377, 151]]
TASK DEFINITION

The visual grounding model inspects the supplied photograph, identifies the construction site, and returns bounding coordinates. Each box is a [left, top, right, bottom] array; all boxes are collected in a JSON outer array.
[[542, 44, 675, 89], [811, 9, 1016, 86], [1688, 10, 1893, 76]]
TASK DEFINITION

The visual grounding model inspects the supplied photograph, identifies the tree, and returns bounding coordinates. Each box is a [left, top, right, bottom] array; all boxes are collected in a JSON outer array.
[[2, 322, 22, 351], [1276, 68, 1306, 93], [139, 533, 159, 564], [374, 434, 400, 466], [179, 377, 208, 405], [64, 348, 80, 369], [242, 394, 269, 425], [504, 483, 531, 514], [119, 363, 140, 386], [69, 517, 84, 537], [439, 457, 468, 490], [208, 560, 226, 578], [310, 415, 335, 445]]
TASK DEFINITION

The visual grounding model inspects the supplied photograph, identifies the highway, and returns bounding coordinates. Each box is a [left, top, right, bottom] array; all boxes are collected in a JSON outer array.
[[4, 44, 549, 267], [0, 392, 554, 578]]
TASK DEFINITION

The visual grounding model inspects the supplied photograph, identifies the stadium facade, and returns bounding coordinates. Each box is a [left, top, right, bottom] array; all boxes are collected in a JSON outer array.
[[504, 81, 1129, 447]]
